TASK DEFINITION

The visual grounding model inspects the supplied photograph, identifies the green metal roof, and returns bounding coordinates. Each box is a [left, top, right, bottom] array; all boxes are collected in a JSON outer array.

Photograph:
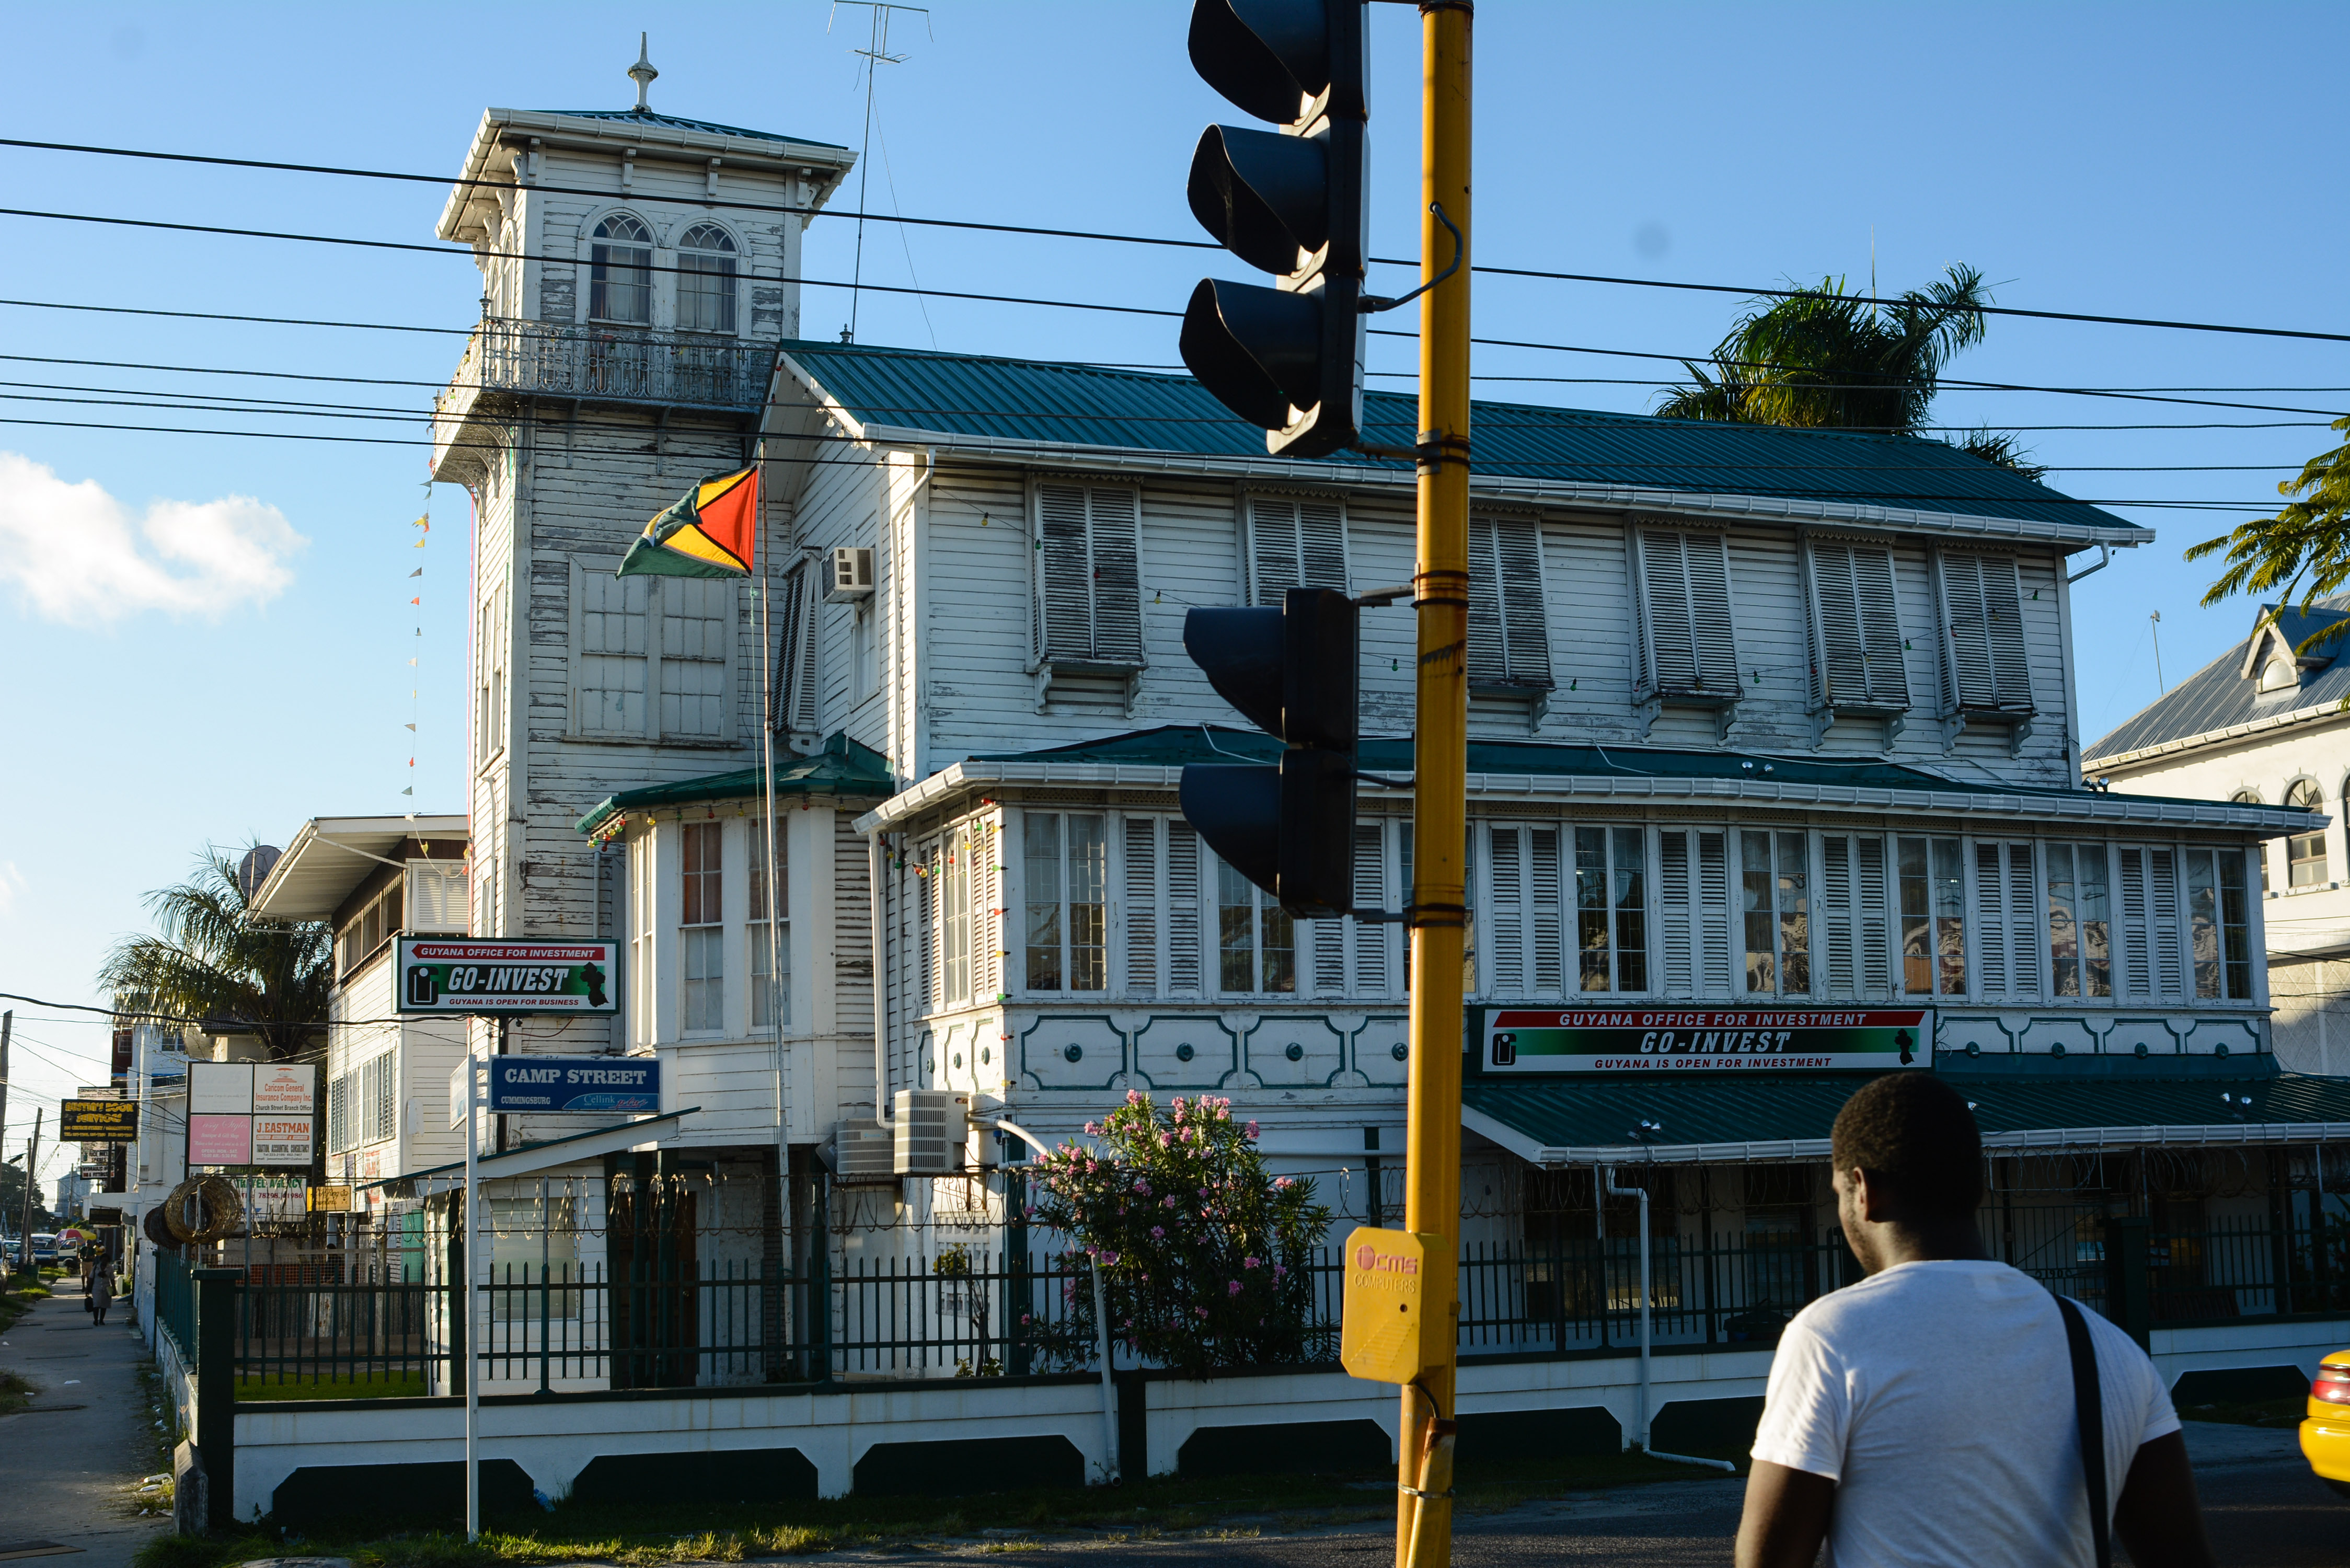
[[574, 732, 894, 836], [779, 342, 2137, 536], [538, 108, 848, 148], [1463, 1053, 2350, 1162]]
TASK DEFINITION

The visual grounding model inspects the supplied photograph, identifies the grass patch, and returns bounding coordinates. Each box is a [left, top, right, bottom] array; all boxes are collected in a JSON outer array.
[[2180, 1396, 2307, 1428], [235, 1372, 430, 1402], [1, 1274, 53, 1332], [0, 1367, 36, 1415], [130, 1446, 1736, 1568]]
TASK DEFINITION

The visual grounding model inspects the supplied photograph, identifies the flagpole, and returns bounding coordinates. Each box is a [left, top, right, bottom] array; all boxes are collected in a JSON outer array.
[[753, 440, 790, 1266]]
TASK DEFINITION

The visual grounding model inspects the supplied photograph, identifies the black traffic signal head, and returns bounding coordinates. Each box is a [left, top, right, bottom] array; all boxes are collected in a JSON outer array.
[[1181, 0, 1367, 461], [1180, 588, 1358, 917]]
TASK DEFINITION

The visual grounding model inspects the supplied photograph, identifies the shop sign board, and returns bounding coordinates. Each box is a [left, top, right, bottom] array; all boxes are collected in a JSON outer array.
[[487, 1055, 661, 1114], [61, 1099, 137, 1143], [185, 1060, 317, 1167], [307, 1185, 353, 1214], [1481, 1008, 1930, 1074], [396, 938, 619, 1015]]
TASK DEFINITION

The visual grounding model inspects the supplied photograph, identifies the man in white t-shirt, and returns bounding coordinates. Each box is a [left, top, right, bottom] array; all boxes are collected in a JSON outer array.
[[1735, 1073, 2213, 1568]]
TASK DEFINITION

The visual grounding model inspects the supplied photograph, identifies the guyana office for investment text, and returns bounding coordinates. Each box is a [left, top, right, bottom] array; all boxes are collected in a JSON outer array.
[[586, 343, 2350, 1377]]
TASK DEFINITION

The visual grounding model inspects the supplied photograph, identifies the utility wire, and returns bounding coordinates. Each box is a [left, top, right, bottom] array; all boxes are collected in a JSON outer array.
[[6, 134, 2347, 342]]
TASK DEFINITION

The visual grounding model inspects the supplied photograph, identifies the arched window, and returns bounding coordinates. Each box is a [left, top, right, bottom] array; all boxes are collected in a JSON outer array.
[[590, 214, 653, 325], [676, 223, 739, 334], [2286, 778, 2328, 886], [2233, 790, 2268, 892], [2259, 656, 2298, 694]]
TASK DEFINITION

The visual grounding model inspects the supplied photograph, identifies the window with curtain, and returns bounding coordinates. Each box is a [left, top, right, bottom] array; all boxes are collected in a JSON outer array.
[[1741, 831, 1810, 995], [1217, 858, 1296, 995], [1024, 812, 1107, 992], [2184, 847, 2253, 1000], [681, 822, 723, 1032], [2287, 779, 2328, 886], [1575, 826, 1647, 993], [1897, 836, 1965, 995], [2045, 843, 2113, 999], [589, 214, 653, 324], [675, 223, 738, 333], [747, 818, 787, 1030]]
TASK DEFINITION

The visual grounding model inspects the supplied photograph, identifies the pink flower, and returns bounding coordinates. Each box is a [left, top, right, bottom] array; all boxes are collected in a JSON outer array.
[[1150, 1226, 1166, 1239], [1084, 1121, 1100, 1136], [1274, 1177, 1294, 1190], [1243, 1256, 1260, 1269], [1199, 1187, 1211, 1198], [1020, 1313, 1033, 1325], [1160, 1132, 1175, 1148], [1127, 1089, 1145, 1105], [1195, 1306, 1209, 1318], [1104, 1251, 1120, 1265], [1273, 1263, 1288, 1279], [1247, 1121, 1261, 1139], [1162, 1196, 1175, 1209], [1023, 1206, 1037, 1219], [1228, 1281, 1243, 1296], [1171, 1097, 1186, 1116]]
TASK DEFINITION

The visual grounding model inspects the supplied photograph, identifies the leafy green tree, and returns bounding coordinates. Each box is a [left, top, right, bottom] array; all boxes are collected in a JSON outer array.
[[2186, 416, 2350, 636], [97, 843, 332, 1061], [1655, 263, 2044, 478], [1025, 1090, 1334, 1377]]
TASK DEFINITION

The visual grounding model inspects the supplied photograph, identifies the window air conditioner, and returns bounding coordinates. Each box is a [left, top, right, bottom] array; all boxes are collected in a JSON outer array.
[[824, 547, 876, 603], [831, 1119, 895, 1180], [892, 1089, 970, 1175]]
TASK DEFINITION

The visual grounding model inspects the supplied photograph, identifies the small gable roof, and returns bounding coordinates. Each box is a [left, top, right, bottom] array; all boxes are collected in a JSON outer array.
[[2088, 595, 2350, 764], [575, 732, 893, 837]]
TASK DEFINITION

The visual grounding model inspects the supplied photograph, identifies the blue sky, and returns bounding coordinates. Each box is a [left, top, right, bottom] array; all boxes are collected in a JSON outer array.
[[3, 1, 2343, 1185]]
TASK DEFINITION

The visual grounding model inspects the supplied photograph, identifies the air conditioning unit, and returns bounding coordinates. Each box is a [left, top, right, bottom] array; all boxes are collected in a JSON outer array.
[[831, 1119, 895, 1180], [893, 1089, 970, 1175], [824, 547, 876, 603]]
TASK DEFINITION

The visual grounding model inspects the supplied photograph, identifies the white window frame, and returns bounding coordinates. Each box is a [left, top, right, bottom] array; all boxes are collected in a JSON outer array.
[[1213, 852, 1297, 997], [1803, 534, 1910, 719], [679, 820, 725, 1036], [674, 222, 741, 336], [1933, 548, 2035, 718], [587, 212, 654, 326], [476, 583, 508, 767], [1245, 491, 1350, 605], [569, 561, 739, 745], [1629, 522, 1740, 735], [1030, 478, 1145, 674], [747, 816, 788, 1032], [1021, 810, 1111, 996]]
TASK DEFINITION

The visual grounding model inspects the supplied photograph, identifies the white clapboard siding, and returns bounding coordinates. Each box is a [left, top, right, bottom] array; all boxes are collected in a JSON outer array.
[[1938, 551, 2035, 712], [1636, 525, 1740, 698], [1808, 539, 1909, 709], [1248, 493, 1349, 604]]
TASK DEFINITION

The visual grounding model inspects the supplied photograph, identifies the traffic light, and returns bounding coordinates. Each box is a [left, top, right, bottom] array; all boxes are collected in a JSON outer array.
[[1180, 587, 1358, 917], [1180, 0, 1367, 460]]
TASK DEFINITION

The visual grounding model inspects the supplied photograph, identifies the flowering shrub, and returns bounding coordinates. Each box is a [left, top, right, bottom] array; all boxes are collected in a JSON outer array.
[[1024, 1090, 1333, 1376]]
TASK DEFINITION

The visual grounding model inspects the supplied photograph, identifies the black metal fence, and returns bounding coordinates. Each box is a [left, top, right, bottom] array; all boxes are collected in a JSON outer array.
[[162, 1211, 2349, 1401]]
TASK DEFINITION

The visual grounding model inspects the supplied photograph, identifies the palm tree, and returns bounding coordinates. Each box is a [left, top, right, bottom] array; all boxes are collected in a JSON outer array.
[[98, 843, 332, 1062], [1654, 263, 2045, 479]]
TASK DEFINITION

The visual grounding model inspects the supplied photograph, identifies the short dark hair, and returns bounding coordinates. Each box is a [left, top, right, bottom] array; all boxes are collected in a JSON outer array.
[[1830, 1074, 1983, 1221]]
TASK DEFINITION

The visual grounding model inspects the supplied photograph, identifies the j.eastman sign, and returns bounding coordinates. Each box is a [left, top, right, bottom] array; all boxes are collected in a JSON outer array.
[[1481, 1008, 1929, 1074]]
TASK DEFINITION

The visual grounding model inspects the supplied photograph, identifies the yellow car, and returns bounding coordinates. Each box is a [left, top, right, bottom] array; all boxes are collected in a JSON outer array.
[[2305, 1352, 2350, 1497]]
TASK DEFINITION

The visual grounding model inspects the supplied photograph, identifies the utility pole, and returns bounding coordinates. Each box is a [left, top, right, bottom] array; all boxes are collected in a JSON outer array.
[[19, 1107, 41, 1269], [2150, 609, 2166, 694], [1401, 6, 1472, 1566], [0, 1010, 13, 1228]]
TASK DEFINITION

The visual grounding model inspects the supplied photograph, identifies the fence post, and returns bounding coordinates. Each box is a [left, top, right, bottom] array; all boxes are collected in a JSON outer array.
[[193, 1267, 240, 1532], [2103, 1215, 2152, 1350], [446, 1222, 464, 1398], [812, 1170, 833, 1381]]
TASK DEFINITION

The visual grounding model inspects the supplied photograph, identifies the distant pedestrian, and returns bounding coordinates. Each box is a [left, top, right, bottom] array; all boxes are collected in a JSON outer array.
[[1735, 1074, 2213, 1568], [87, 1266, 112, 1326]]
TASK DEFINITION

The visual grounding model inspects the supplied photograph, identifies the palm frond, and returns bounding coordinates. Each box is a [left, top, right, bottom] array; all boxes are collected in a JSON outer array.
[[2185, 415, 2350, 610]]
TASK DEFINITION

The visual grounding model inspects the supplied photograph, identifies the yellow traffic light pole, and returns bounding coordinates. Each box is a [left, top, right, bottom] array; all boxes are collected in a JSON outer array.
[[1400, 5, 1472, 1567]]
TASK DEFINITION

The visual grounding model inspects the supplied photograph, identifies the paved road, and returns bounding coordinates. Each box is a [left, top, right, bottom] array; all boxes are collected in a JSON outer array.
[[0, 1272, 172, 1568], [887, 1420, 2339, 1567]]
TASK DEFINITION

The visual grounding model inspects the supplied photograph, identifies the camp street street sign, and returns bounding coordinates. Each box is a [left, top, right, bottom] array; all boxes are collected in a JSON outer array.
[[1481, 1008, 1930, 1074]]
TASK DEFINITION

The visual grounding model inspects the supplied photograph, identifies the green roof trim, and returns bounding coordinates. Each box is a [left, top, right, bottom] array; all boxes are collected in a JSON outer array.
[[1462, 1053, 2350, 1159], [574, 732, 894, 837], [779, 342, 2137, 535], [537, 108, 849, 149]]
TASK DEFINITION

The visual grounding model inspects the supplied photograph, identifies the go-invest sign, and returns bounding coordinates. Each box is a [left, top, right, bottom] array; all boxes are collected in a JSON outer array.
[[397, 938, 619, 1014]]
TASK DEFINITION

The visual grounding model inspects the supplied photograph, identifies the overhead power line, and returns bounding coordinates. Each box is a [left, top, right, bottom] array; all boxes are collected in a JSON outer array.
[[6, 133, 2347, 343]]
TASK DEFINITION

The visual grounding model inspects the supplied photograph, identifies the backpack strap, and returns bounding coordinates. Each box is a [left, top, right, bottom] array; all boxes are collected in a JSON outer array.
[[2056, 1295, 2111, 1568]]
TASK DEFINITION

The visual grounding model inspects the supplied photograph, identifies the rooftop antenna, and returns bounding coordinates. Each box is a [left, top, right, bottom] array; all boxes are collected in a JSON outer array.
[[628, 33, 658, 114], [2150, 609, 2166, 694], [829, 2, 928, 342]]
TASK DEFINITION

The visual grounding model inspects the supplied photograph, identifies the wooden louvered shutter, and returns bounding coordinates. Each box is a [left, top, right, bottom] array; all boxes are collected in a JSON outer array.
[[1249, 496, 1300, 605], [1124, 817, 1157, 997], [1088, 487, 1144, 664], [1300, 499, 1347, 593], [1697, 830, 1734, 995], [1810, 541, 1864, 706], [978, 814, 1001, 1001], [1853, 546, 1909, 707], [1468, 518, 1508, 686], [1495, 517, 1552, 687], [2118, 847, 2152, 998], [1658, 831, 1696, 995], [1035, 482, 1093, 661], [1975, 841, 2013, 996], [1166, 821, 1201, 994], [1823, 836, 1857, 994], [1488, 825, 1525, 994], [1353, 823, 1387, 995], [1939, 552, 1999, 709], [919, 838, 941, 1011], [2007, 843, 2039, 996], [1980, 555, 2033, 710], [2149, 847, 2183, 998], [1640, 528, 1697, 694], [1311, 913, 1346, 996], [1530, 826, 1563, 993], [1687, 531, 1739, 692], [1857, 835, 1891, 996]]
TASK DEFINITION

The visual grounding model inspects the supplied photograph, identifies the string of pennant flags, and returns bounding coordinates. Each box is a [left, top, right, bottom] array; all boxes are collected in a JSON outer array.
[[404, 487, 427, 797]]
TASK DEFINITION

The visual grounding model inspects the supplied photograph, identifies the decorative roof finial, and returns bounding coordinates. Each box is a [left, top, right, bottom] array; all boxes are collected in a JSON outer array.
[[628, 33, 658, 113]]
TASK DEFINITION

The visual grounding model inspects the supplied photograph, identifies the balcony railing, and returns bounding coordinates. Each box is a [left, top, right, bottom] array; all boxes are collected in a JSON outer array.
[[437, 318, 775, 417]]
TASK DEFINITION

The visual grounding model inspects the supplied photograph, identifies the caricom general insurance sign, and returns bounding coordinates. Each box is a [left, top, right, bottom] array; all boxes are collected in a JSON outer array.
[[1481, 1008, 1930, 1073]]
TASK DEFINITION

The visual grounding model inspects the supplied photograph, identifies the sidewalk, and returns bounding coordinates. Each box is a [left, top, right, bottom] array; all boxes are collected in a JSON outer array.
[[0, 1272, 172, 1568]]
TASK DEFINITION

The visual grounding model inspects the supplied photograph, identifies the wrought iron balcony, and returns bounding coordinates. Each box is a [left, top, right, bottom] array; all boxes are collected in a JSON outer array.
[[435, 318, 775, 420]]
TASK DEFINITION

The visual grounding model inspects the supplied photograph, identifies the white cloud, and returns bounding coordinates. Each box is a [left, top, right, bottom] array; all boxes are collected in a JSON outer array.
[[0, 452, 306, 623]]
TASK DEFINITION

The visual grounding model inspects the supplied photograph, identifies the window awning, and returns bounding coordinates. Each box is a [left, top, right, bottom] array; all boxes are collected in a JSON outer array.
[[1463, 1064, 2350, 1167], [360, 1108, 697, 1193]]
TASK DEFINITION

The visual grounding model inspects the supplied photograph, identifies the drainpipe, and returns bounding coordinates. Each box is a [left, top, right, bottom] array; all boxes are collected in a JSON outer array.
[[1602, 1165, 1735, 1474], [870, 833, 890, 1126]]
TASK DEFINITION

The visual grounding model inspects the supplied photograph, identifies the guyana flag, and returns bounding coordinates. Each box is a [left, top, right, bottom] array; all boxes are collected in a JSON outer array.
[[617, 466, 760, 578]]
